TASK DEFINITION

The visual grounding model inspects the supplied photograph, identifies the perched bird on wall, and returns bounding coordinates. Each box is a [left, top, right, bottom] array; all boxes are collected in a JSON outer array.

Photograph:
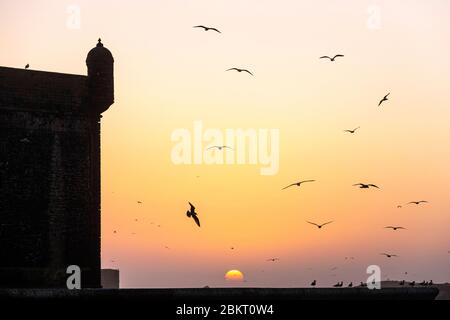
[[25, 64, 29, 69], [186, 202, 201, 227], [310, 280, 316, 287], [348, 282, 353, 287]]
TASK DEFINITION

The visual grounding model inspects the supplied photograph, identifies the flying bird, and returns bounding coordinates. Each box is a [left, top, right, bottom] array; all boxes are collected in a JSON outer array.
[[25, 64, 29, 69], [397, 205, 402, 208], [385, 226, 406, 231], [320, 55, 344, 62], [407, 201, 428, 205], [381, 253, 398, 258], [207, 145, 233, 151], [226, 68, 253, 76], [353, 183, 379, 189], [307, 221, 333, 229], [266, 258, 279, 262], [186, 202, 201, 227], [378, 93, 390, 106], [137, 201, 142, 204], [345, 257, 355, 260], [344, 127, 360, 134], [193, 25, 221, 33], [282, 180, 315, 190]]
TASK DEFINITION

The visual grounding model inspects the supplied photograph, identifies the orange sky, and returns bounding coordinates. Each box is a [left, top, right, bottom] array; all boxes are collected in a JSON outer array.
[[1, 0, 450, 287]]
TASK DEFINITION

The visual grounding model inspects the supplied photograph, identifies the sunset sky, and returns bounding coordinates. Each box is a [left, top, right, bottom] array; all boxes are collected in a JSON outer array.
[[1, 0, 450, 287]]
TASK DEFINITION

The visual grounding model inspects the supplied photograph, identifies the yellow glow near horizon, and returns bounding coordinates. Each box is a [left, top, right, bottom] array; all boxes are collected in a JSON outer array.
[[225, 270, 244, 282]]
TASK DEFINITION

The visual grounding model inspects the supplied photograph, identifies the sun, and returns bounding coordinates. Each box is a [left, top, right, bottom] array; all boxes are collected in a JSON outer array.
[[225, 270, 244, 282]]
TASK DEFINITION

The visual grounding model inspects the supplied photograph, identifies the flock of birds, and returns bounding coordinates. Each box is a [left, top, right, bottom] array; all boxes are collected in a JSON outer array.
[[106, 25, 447, 287]]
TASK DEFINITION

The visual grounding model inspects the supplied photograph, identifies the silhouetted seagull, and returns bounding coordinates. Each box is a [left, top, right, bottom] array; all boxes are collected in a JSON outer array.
[[186, 202, 201, 227], [344, 127, 360, 134], [348, 282, 353, 287], [307, 221, 333, 229], [320, 55, 344, 61], [207, 145, 233, 151], [226, 68, 253, 76], [193, 25, 221, 33], [137, 201, 142, 204], [25, 64, 29, 69], [381, 253, 398, 258], [266, 258, 279, 262], [409, 281, 415, 287], [353, 183, 379, 189], [282, 180, 315, 190], [378, 93, 390, 106], [385, 226, 406, 231], [311, 280, 316, 287], [399, 280, 405, 286], [407, 201, 428, 205], [333, 282, 343, 287]]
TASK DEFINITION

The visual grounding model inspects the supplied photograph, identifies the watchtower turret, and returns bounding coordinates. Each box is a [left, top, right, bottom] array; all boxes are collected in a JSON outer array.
[[86, 38, 114, 114]]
